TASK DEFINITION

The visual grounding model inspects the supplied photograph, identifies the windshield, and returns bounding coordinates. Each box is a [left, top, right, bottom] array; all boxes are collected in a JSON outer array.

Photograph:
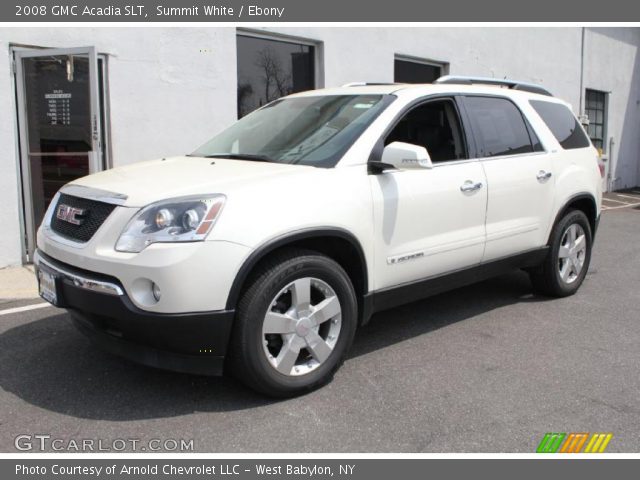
[[191, 94, 393, 167]]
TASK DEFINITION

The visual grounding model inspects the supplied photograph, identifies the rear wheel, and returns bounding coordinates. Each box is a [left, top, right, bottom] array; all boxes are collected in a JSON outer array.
[[229, 249, 357, 397], [529, 210, 592, 297]]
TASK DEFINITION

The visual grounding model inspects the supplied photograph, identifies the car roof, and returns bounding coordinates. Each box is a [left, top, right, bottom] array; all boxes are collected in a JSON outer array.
[[288, 83, 567, 105]]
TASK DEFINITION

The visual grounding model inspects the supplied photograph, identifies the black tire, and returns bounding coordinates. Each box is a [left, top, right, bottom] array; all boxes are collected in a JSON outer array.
[[529, 209, 592, 297], [228, 249, 357, 397]]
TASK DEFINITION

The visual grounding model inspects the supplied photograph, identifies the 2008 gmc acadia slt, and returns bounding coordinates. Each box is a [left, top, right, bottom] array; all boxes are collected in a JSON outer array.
[[35, 76, 602, 396]]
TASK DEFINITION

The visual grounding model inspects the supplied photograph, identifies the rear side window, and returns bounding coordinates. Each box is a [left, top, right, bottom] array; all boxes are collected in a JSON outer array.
[[530, 100, 591, 150], [464, 96, 535, 158]]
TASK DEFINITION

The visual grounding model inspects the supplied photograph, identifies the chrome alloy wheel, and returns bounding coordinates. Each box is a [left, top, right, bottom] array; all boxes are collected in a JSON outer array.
[[558, 223, 587, 284], [262, 277, 342, 376]]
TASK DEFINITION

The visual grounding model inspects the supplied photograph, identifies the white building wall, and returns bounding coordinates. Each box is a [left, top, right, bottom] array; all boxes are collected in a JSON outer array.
[[0, 27, 238, 267], [0, 27, 638, 267], [583, 27, 640, 189], [263, 27, 584, 114]]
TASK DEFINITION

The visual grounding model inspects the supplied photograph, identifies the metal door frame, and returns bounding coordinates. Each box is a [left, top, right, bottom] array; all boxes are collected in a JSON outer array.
[[14, 46, 102, 261]]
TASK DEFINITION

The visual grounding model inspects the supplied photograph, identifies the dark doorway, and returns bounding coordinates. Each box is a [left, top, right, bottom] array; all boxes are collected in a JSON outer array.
[[14, 47, 105, 260], [394, 58, 442, 84]]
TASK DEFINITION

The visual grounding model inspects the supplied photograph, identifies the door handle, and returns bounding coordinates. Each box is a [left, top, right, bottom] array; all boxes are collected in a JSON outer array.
[[536, 170, 553, 181], [460, 180, 483, 193]]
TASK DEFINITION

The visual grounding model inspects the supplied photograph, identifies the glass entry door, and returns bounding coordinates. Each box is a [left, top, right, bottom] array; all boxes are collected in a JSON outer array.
[[15, 47, 103, 260]]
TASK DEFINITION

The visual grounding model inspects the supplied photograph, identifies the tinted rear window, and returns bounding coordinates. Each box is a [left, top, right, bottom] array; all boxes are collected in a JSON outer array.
[[530, 100, 591, 150], [464, 96, 535, 158]]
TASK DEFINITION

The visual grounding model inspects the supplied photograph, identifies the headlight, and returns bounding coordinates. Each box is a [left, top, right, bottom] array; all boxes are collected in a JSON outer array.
[[115, 194, 226, 253]]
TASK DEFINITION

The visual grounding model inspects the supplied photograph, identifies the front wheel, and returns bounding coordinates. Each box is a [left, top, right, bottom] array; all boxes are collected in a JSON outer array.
[[229, 249, 357, 397], [529, 209, 592, 297]]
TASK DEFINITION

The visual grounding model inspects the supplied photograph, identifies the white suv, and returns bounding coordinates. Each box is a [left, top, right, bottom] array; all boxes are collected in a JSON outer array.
[[35, 76, 602, 397]]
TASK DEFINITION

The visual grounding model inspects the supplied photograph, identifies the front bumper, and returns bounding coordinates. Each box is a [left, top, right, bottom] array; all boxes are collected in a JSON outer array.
[[37, 205, 251, 314], [34, 250, 235, 376]]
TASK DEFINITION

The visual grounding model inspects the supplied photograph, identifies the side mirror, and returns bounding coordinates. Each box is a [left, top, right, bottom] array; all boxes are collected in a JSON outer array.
[[379, 142, 433, 171]]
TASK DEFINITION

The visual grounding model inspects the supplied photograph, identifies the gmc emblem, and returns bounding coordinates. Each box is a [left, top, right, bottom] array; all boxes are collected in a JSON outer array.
[[56, 204, 86, 225]]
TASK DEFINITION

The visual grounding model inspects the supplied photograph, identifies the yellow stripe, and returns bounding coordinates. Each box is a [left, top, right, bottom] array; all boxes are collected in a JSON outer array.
[[591, 434, 606, 453], [574, 433, 589, 453], [560, 434, 575, 453], [598, 434, 613, 453], [584, 434, 598, 453]]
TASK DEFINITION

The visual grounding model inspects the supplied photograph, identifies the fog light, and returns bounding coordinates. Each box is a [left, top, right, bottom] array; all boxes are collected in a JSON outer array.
[[152, 282, 161, 301]]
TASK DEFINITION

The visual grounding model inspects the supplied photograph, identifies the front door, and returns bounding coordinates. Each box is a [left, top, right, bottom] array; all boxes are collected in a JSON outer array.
[[370, 97, 488, 291], [14, 47, 104, 261]]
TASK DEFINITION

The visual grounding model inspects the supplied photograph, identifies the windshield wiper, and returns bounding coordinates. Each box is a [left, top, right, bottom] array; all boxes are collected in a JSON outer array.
[[196, 153, 274, 162]]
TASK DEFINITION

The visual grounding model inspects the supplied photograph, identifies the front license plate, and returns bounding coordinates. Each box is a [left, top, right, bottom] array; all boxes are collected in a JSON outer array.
[[37, 268, 58, 306]]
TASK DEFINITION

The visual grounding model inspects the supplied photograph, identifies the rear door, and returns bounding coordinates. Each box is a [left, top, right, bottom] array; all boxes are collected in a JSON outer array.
[[461, 95, 555, 261]]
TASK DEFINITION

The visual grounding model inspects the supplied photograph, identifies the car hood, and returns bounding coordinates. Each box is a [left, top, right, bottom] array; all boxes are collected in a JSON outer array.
[[67, 156, 312, 207]]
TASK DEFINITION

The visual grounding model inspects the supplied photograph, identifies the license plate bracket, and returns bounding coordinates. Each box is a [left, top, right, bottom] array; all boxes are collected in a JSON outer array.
[[37, 265, 59, 306]]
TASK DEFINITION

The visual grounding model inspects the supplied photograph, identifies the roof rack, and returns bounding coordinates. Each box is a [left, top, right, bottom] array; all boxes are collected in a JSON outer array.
[[434, 75, 553, 97], [341, 82, 401, 87]]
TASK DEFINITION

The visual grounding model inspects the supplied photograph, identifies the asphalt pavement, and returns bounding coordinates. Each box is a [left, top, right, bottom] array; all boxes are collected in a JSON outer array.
[[1, 207, 639, 452]]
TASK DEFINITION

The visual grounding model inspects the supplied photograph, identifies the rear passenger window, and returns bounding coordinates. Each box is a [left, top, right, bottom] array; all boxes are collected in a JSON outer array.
[[464, 96, 535, 158], [530, 100, 591, 150]]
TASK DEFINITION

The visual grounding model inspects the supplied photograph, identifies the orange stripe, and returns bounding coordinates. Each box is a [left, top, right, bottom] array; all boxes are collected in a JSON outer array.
[[560, 434, 575, 453], [567, 434, 581, 453], [573, 433, 589, 453]]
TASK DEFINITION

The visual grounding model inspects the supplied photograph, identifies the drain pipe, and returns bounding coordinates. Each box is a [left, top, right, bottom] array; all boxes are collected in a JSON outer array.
[[608, 137, 618, 192], [579, 27, 585, 114]]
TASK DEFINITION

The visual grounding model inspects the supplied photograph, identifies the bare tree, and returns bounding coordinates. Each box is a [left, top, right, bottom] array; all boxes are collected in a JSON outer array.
[[255, 47, 292, 103], [237, 82, 254, 117]]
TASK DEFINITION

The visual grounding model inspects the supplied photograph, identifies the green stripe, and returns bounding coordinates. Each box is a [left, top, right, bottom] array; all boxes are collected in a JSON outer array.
[[549, 433, 566, 453], [537, 433, 553, 453], [537, 433, 566, 453]]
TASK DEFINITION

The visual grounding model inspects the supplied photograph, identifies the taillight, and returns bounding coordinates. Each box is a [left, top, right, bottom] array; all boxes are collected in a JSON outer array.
[[598, 161, 605, 178]]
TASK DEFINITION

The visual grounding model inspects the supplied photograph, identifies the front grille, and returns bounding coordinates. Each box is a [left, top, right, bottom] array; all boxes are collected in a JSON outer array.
[[50, 193, 117, 243]]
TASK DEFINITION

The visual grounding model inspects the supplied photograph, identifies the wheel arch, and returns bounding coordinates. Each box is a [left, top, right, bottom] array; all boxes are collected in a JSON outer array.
[[225, 228, 369, 322], [549, 193, 599, 244]]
